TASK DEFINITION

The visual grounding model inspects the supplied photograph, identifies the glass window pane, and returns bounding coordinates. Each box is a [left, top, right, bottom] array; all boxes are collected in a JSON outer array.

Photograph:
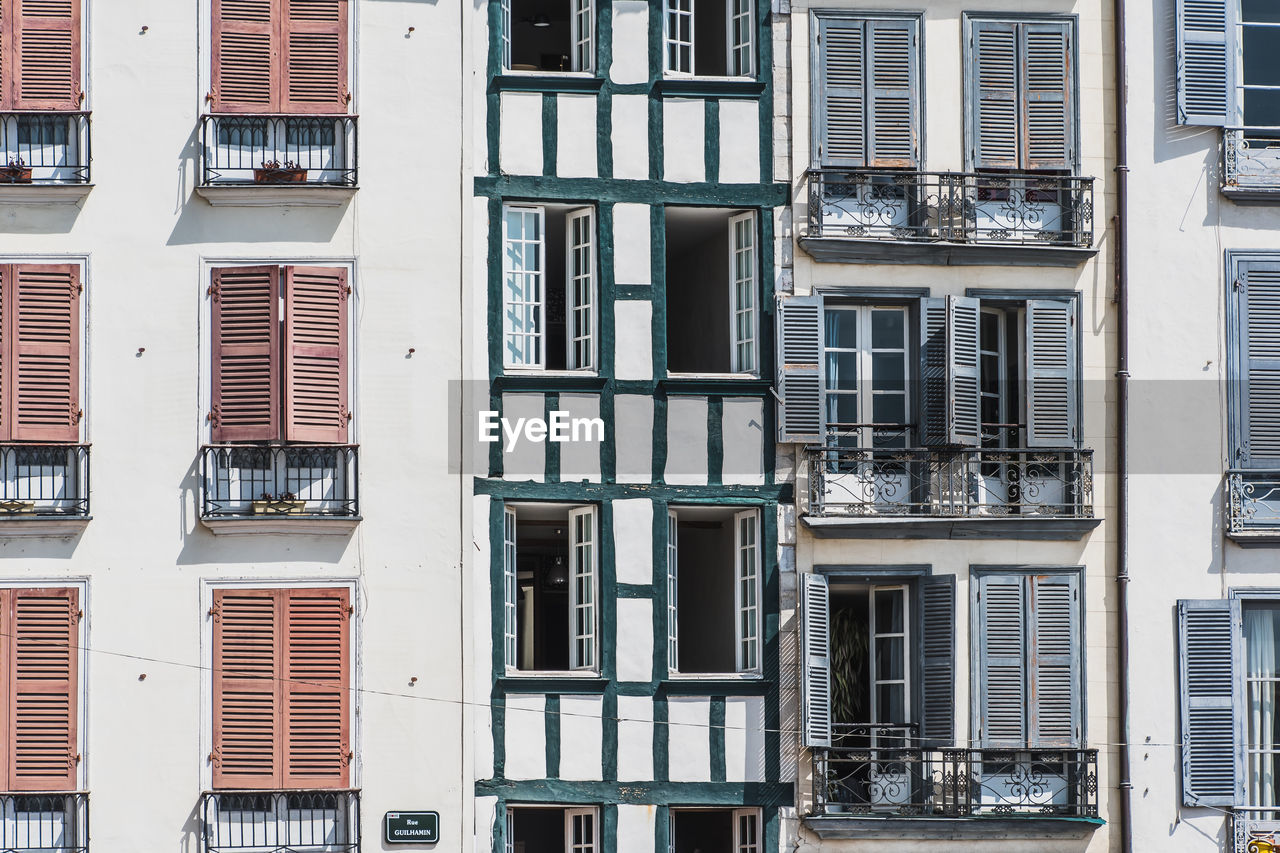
[[1244, 0, 1280, 24], [876, 683, 906, 722], [826, 393, 860, 425], [871, 309, 905, 349], [875, 590, 904, 633], [872, 394, 906, 425], [826, 352, 859, 391], [1245, 88, 1280, 127], [1245, 27, 1280, 86], [871, 352, 905, 391], [981, 310, 1000, 349], [875, 637, 904, 681], [825, 309, 858, 349]]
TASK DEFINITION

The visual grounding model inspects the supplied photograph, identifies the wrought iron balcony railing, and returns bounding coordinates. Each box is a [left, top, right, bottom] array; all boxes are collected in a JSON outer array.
[[200, 115, 358, 187], [1225, 470, 1280, 534], [0, 112, 90, 185], [806, 441, 1093, 519], [805, 168, 1094, 248], [201, 444, 359, 520], [0, 792, 88, 853], [1223, 128, 1280, 193], [812, 726, 1098, 819], [201, 790, 359, 853], [0, 444, 90, 518]]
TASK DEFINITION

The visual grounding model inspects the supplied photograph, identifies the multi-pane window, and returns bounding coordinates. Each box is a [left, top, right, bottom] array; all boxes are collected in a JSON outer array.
[[499, 0, 596, 73], [821, 305, 910, 449], [502, 205, 597, 372], [663, 0, 754, 77], [506, 806, 597, 853], [1245, 602, 1280, 808], [1176, 0, 1280, 126], [669, 809, 759, 853]]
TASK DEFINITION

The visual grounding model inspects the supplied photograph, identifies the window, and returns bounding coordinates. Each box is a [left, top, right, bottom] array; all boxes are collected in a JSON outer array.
[[664, 208, 758, 375], [1176, 0, 1280, 127], [822, 305, 911, 450], [669, 809, 758, 853], [0, 265, 81, 444], [965, 18, 1075, 172], [210, 587, 352, 790], [502, 504, 598, 673], [502, 205, 597, 372], [505, 806, 596, 853], [812, 14, 920, 169], [499, 0, 595, 73], [0, 0, 82, 111], [666, 507, 761, 675], [1229, 258, 1280, 468], [664, 0, 754, 77]]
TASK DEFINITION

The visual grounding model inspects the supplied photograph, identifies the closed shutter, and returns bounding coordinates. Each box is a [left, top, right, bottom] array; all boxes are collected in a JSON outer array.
[[211, 0, 275, 112], [1026, 299, 1078, 448], [10, 0, 81, 110], [918, 575, 954, 747], [211, 266, 280, 442], [281, 588, 350, 788], [284, 267, 348, 443], [1022, 22, 1072, 171], [212, 589, 281, 789], [1028, 574, 1080, 747], [947, 296, 981, 446], [866, 19, 918, 168], [918, 297, 947, 446], [1177, 598, 1243, 806], [977, 574, 1027, 748], [1238, 262, 1280, 467], [816, 18, 865, 168], [6, 588, 78, 792], [6, 265, 79, 443], [801, 572, 831, 748], [280, 0, 348, 114], [1177, 0, 1234, 125], [970, 20, 1020, 170], [777, 294, 823, 443]]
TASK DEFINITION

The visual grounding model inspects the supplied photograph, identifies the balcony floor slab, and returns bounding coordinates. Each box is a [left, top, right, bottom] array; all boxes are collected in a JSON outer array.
[[195, 185, 357, 207], [802, 515, 1101, 540], [0, 516, 90, 539], [0, 184, 93, 205], [799, 236, 1097, 267], [803, 815, 1104, 840], [201, 516, 361, 535]]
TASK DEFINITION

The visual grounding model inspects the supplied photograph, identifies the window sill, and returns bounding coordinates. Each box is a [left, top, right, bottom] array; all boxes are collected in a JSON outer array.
[[802, 815, 1104, 841], [195, 184, 358, 208], [798, 235, 1097, 268], [0, 184, 93, 205], [656, 77, 764, 98], [200, 515, 361, 536], [491, 73, 604, 93], [0, 515, 90, 539], [801, 515, 1101, 541]]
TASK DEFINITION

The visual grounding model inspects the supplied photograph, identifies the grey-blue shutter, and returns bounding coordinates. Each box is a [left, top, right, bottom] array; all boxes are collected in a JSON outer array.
[[1026, 299, 1078, 448], [977, 573, 1027, 748], [1177, 599, 1243, 806], [969, 20, 1020, 170], [866, 19, 919, 168], [802, 572, 832, 748], [918, 297, 947, 446], [948, 296, 982, 446], [777, 294, 824, 443], [1238, 262, 1280, 467], [918, 575, 955, 746], [1022, 21, 1073, 171], [1028, 573, 1080, 747], [816, 18, 865, 168], [1177, 0, 1234, 126]]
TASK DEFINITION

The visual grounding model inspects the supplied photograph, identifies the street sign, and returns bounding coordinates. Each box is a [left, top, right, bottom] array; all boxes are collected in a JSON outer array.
[[385, 811, 440, 844]]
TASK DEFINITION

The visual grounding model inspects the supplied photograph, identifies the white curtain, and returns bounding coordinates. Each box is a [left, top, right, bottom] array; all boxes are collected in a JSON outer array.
[[1247, 606, 1279, 807]]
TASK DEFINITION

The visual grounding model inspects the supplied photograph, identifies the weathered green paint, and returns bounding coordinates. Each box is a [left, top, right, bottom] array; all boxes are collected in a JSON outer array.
[[652, 497, 670, 681], [474, 479, 791, 503], [492, 75, 606, 93], [475, 176, 789, 207], [615, 284, 653, 301], [545, 693, 562, 777], [653, 696, 670, 783], [709, 697, 727, 782], [649, 205, 668, 380], [618, 582, 657, 598], [655, 807, 669, 853], [476, 779, 792, 806], [707, 397, 724, 485], [704, 99, 721, 185], [543, 392, 561, 482], [542, 93, 559, 177]]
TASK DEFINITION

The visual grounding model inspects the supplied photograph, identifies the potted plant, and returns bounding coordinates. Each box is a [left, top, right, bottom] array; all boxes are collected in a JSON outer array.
[[251, 491, 307, 515], [0, 158, 32, 184], [253, 160, 307, 184]]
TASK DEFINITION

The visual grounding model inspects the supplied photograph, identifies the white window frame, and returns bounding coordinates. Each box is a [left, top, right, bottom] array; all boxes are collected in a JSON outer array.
[[734, 508, 762, 674], [821, 304, 911, 446], [505, 805, 600, 853], [503, 506, 518, 669], [665, 0, 695, 75], [664, 0, 754, 77], [500, 0, 513, 70], [502, 206, 546, 369], [728, 0, 755, 76], [732, 809, 760, 853], [566, 207, 597, 371], [870, 584, 911, 726], [572, 0, 595, 73], [667, 508, 680, 669], [729, 211, 757, 374], [569, 505, 598, 671], [566, 807, 596, 853]]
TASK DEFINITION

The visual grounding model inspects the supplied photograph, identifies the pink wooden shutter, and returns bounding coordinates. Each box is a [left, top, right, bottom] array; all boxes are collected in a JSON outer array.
[[283, 267, 348, 443], [10, 0, 81, 110], [8, 265, 79, 443], [212, 589, 282, 789], [212, 0, 277, 112], [280, 0, 348, 114], [8, 588, 78, 792], [281, 588, 350, 789], [211, 266, 280, 442]]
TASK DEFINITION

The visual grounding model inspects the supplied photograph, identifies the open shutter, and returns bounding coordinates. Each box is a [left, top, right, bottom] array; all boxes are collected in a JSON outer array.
[[816, 17, 865, 167], [970, 20, 1020, 170], [728, 0, 753, 77], [571, 0, 594, 73], [918, 575, 954, 747], [566, 208, 596, 371], [777, 294, 823, 443], [734, 509, 760, 673], [283, 267, 349, 443], [281, 0, 349, 114], [10, 0, 81, 110], [7, 588, 77, 792], [212, 589, 282, 788], [1026, 299, 1078, 448], [801, 572, 832, 748], [1178, 598, 1243, 806], [729, 212, 757, 374], [211, 0, 276, 112], [503, 506, 518, 671], [947, 296, 981, 446], [281, 588, 350, 789], [977, 574, 1027, 748], [918, 297, 947, 446], [1238, 262, 1280, 467], [1028, 574, 1080, 747], [568, 506, 598, 671], [7, 265, 79, 442], [1177, 0, 1234, 125], [1022, 21, 1073, 171], [667, 508, 679, 671], [211, 266, 280, 442], [866, 19, 918, 168]]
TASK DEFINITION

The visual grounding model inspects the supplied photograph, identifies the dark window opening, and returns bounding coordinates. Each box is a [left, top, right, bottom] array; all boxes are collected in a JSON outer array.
[[673, 510, 736, 673], [516, 510, 571, 672], [510, 0, 575, 72]]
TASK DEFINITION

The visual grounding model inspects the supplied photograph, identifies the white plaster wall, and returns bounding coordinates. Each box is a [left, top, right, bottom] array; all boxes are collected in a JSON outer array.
[[613, 498, 655, 583], [613, 203, 652, 284], [725, 696, 766, 783], [719, 100, 762, 184], [722, 397, 766, 485], [557, 94, 599, 178], [610, 1, 650, 85], [615, 395, 655, 483], [559, 393, 603, 482], [500, 92, 544, 176], [612, 95, 652, 180], [665, 397, 710, 485], [667, 697, 712, 782], [663, 99, 706, 183], [617, 696, 656, 781], [616, 598, 655, 682], [614, 300, 654, 381], [558, 694, 605, 780], [500, 392, 546, 480], [504, 694, 547, 780]]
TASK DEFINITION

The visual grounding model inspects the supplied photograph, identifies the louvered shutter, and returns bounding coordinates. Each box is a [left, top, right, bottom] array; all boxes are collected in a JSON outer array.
[[1028, 574, 1080, 747], [970, 20, 1020, 170], [800, 572, 831, 748], [7, 265, 79, 443], [816, 18, 865, 168], [281, 588, 350, 788], [212, 589, 281, 788], [1026, 299, 1078, 448], [10, 0, 80, 110], [918, 576, 954, 747], [212, 0, 275, 112], [1022, 22, 1072, 171], [211, 266, 280, 442], [1177, 0, 1234, 125], [777, 294, 823, 443], [866, 19, 918, 168], [977, 574, 1026, 748], [281, 0, 348, 114], [918, 297, 947, 446], [284, 267, 348, 443], [1177, 599, 1243, 806], [1238, 263, 1280, 467], [947, 296, 981, 446], [7, 588, 77, 792]]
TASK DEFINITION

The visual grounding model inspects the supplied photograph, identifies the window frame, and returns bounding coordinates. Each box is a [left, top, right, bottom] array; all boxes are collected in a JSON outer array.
[[504, 804, 600, 853], [820, 302, 913, 448], [662, 0, 756, 79], [667, 807, 761, 853], [1230, 588, 1280, 808], [497, 0, 598, 76]]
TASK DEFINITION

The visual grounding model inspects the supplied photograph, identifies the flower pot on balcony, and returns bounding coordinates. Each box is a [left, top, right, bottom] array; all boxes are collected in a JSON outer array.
[[252, 499, 307, 515], [0, 167, 32, 184], [253, 167, 307, 184]]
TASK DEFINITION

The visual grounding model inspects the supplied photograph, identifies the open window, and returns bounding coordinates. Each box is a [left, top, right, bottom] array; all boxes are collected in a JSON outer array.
[[666, 507, 760, 675], [505, 806, 596, 853], [503, 503, 599, 674], [500, 0, 595, 73], [664, 208, 758, 376], [663, 0, 755, 77], [669, 809, 759, 853]]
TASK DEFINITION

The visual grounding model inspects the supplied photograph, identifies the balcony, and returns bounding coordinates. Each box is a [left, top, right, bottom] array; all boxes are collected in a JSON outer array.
[[0, 444, 90, 538], [804, 441, 1096, 540], [1222, 128, 1280, 202], [200, 444, 359, 535], [0, 112, 91, 204], [800, 168, 1095, 266], [1224, 470, 1280, 544], [196, 114, 357, 207], [0, 792, 88, 853], [201, 790, 359, 853]]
